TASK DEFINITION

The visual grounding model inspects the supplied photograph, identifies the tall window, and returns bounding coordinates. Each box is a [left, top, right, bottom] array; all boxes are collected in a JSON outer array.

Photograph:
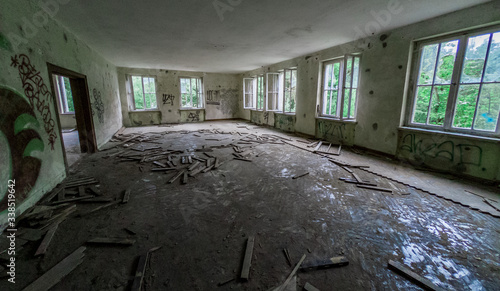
[[283, 69, 297, 113], [320, 55, 361, 119], [131, 76, 157, 110], [409, 27, 500, 136], [256, 75, 264, 111], [266, 73, 280, 111], [180, 77, 203, 108], [55, 75, 74, 114], [243, 78, 255, 109]]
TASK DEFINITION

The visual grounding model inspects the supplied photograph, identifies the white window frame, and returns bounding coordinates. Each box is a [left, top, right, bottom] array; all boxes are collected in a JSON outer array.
[[283, 68, 297, 114], [266, 73, 281, 111], [180, 77, 204, 109], [406, 25, 500, 138], [54, 75, 74, 114], [243, 77, 255, 109], [319, 55, 361, 120], [256, 75, 265, 111], [130, 75, 158, 111]]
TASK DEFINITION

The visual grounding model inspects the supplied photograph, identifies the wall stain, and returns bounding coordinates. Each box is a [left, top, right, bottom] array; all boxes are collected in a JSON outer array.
[[91, 89, 105, 123]]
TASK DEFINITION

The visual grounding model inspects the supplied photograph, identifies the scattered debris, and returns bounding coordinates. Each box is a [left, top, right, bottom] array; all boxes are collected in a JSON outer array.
[[22, 247, 86, 291], [292, 172, 309, 180], [34, 223, 59, 256], [276, 254, 306, 291], [122, 189, 131, 203], [356, 185, 393, 193], [241, 236, 255, 280], [304, 282, 321, 291], [300, 256, 349, 272], [388, 260, 446, 291], [86, 237, 136, 246]]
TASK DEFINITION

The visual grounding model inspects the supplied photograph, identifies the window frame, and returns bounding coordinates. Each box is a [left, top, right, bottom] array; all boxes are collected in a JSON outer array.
[[180, 76, 204, 109], [406, 25, 500, 138], [282, 68, 297, 114], [55, 75, 74, 114], [266, 73, 281, 111], [243, 77, 255, 109], [130, 75, 158, 111], [319, 54, 361, 120], [256, 75, 265, 111]]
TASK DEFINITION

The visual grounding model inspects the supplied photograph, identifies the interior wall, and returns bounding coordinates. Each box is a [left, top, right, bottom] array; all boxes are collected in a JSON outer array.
[[0, 0, 122, 230], [241, 2, 500, 181], [117, 67, 241, 127]]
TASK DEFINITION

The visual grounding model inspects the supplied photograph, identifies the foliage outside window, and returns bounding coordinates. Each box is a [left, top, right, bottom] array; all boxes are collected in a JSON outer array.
[[283, 69, 297, 113], [243, 78, 255, 109], [180, 77, 203, 108], [320, 55, 361, 119], [256, 75, 264, 111], [55, 75, 74, 114], [266, 73, 281, 111], [410, 28, 500, 136], [131, 76, 157, 110]]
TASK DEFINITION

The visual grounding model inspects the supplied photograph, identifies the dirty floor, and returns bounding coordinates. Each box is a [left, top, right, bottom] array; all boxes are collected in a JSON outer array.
[[2, 120, 500, 291]]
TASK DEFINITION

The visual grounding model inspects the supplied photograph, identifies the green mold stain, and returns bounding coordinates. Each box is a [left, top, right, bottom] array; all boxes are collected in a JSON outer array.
[[0, 32, 13, 52]]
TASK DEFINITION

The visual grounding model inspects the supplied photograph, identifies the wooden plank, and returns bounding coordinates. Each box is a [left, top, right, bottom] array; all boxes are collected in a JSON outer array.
[[240, 236, 255, 280], [23, 247, 86, 291], [122, 189, 131, 204], [339, 178, 377, 187], [40, 205, 77, 231], [153, 161, 167, 168], [57, 188, 66, 201], [130, 254, 148, 291], [78, 186, 85, 197], [151, 167, 177, 172], [86, 237, 135, 246], [388, 260, 446, 291], [75, 198, 113, 203], [34, 223, 59, 256], [304, 282, 321, 291], [292, 172, 309, 180], [189, 166, 206, 177], [88, 185, 102, 196], [234, 157, 252, 162], [300, 256, 349, 272], [342, 167, 353, 174], [44, 187, 64, 203], [313, 141, 323, 152], [168, 170, 185, 184], [182, 172, 188, 184], [357, 185, 393, 193], [51, 196, 94, 205], [277, 254, 306, 291], [351, 173, 364, 183], [202, 165, 214, 173], [79, 201, 120, 217], [188, 161, 201, 171]]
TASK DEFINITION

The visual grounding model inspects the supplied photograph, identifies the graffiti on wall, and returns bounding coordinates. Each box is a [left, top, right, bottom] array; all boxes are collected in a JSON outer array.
[[317, 120, 347, 141], [11, 54, 57, 149], [399, 133, 483, 167], [91, 89, 105, 123], [0, 87, 44, 212], [275, 114, 295, 132], [162, 94, 175, 106], [188, 112, 200, 122], [264, 111, 270, 124]]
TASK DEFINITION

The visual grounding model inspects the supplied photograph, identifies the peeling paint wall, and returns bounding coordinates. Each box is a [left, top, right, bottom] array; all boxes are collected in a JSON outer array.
[[0, 0, 122, 230], [241, 3, 500, 181], [118, 68, 240, 126], [274, 113, 295, 133]]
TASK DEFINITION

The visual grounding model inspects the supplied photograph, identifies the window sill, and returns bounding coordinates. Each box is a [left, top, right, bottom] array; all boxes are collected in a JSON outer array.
[[130, 109, 160, 113], [274, 112, 296, 116], [60, 112, 75, 115], [398, 127, 500, 143], [315, 116, 358, 124], [250, 109, 264, 112], [180, 108, 205, 111]]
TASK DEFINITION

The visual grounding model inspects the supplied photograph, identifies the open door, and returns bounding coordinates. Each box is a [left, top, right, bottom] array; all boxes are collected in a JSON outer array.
[[47, 64, 97, 169]]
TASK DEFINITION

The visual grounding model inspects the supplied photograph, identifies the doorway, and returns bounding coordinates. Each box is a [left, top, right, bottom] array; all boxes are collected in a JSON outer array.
[[47, 64, 97, 170]]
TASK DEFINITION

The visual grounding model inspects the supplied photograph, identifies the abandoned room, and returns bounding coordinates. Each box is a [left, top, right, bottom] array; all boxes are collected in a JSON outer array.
[[1, 0, 499, 290]]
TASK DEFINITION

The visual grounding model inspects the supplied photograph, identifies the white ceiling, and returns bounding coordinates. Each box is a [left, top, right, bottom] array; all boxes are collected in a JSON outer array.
[[54, 0, 489, 73]]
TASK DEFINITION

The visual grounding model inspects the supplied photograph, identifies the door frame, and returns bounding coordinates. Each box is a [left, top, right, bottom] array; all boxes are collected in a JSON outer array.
[[47, 63, 98, 171]]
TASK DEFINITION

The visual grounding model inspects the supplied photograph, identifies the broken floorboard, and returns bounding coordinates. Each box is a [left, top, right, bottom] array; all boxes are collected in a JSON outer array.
[[388, 260, 446, 291]]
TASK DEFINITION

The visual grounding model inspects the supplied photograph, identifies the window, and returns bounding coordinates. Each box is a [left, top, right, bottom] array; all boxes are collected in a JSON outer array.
[[243, 78, 255, 109], [266, 73, 281, 111], [55, 75, 74, 114], [131, 76, 157, 110], [256, 75, 264, 111], [283, 69, 297, 113], [180, 77, 203, 108], [408, 27, 500, 136], [320, 55, 360, 119]]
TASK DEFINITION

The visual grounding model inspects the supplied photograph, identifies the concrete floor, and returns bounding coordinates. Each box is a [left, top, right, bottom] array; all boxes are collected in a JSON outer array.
[[62, 130, 82, 167], [4, 121, 500, 290]]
